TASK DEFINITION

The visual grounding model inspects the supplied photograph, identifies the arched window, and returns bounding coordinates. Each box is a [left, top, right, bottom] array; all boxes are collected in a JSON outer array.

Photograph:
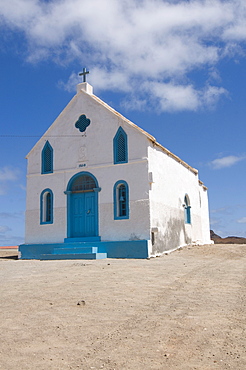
[[113, 127, 128, 164], [114, 180, 129, 219], [40, 189, 53, 224], [71, 174, 96, 191], [184, 194, 191, 224], [41, 141, 53, 174]]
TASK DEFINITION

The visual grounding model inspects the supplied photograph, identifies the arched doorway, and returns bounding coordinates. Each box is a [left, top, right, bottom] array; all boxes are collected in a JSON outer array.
[[65, 172, 100, 240]]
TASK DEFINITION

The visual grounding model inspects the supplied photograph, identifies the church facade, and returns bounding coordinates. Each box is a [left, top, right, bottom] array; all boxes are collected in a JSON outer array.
[[19, 82, 211, 260]]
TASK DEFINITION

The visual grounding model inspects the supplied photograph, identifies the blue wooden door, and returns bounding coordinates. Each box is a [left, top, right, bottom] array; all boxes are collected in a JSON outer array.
[[71, 191, 96, 237]]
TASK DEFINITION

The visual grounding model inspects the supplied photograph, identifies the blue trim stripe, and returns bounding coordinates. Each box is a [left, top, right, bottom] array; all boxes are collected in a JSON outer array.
[[19, 240, 149, 259]]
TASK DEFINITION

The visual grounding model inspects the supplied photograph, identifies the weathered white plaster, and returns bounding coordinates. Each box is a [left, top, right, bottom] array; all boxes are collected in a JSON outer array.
[[147, 144, 211, 255], [77, 82, 93, 94]]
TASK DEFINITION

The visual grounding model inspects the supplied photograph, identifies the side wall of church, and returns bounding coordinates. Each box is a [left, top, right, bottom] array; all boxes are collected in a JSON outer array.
[[198, 183, 211, 245], [147, 144, 211, 255], [25, 89, 151, 244]]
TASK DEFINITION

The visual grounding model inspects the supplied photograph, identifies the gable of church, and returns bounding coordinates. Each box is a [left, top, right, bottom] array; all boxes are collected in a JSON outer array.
[[27, 85, 151, 175]]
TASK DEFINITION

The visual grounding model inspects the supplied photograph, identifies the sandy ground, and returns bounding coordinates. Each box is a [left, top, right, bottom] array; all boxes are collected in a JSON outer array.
[[0, 244, 245, 370]]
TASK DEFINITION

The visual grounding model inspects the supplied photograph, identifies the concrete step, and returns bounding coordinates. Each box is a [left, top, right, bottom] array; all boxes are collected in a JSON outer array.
[[53, 247, 98, 254], [40, 253, 107, 260]]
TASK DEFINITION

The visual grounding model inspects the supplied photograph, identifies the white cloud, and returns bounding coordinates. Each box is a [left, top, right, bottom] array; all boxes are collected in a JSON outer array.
[[211, 207, 233, 215], [148, 82, 201, 112], [0, 167, 20, 195], [210, 218, 220, 226], [201, 85, 228, 108], [222, 0, 246, 41], [0, 212, 22, 219], [0, 0, 246, 111], [58, 72, 79, 93], [0, 186, 6, 196], [0, 234, 24, 246], [0, 225, 11, 233], [142, 82, 228, 112], [237, 217, 246, 224], [209, 155, 246, 169], [0, 166, 19, 181]]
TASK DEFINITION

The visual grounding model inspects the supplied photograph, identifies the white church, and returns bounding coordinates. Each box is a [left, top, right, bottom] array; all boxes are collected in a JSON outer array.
[[19, 73, 211, 259]]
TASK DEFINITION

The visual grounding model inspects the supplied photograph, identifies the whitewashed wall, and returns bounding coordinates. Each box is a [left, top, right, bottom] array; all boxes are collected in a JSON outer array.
[[147, 144, 211, 255], [199, 184, 211, 244]]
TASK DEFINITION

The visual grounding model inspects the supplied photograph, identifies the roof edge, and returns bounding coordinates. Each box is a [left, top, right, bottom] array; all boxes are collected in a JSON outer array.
[[199, 179, 208, 190], [26, 93, 80, 158], [151, 140, 198, 175], [85, 90, 198, 175]]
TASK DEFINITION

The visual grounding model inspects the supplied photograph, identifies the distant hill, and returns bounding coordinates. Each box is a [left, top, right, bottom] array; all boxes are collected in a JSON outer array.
[[210, 230, 246, 244]]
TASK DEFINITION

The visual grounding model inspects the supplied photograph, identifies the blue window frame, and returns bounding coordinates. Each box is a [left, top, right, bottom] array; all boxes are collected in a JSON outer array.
[[114, 180, 129, 219], [40, 189, 53, 224], [41, 141, 53, 174], [184, 194, 191, 224], [113, 127, 128, 164]]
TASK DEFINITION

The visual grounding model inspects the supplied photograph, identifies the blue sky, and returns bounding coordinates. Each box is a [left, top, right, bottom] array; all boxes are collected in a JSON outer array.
[[0, 0, 246, 246]]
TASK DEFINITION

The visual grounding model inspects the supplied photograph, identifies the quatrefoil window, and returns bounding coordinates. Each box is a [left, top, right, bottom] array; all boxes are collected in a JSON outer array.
[[75, 114, 91, 133]]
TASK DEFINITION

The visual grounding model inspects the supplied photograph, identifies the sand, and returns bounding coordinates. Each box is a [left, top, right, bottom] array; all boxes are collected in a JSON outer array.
[[0, 244, 245, 370]]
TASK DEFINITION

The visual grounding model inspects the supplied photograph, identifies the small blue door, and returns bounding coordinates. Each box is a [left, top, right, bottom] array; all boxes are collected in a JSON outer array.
[[71, 191, 96, 237]]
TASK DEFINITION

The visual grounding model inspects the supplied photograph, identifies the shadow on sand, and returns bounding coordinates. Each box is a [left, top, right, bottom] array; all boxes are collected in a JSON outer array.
[[0, 255, 18, 260]]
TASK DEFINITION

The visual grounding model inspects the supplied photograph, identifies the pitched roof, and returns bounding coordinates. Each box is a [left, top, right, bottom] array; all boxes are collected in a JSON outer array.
[[89, 90, 198, 175]]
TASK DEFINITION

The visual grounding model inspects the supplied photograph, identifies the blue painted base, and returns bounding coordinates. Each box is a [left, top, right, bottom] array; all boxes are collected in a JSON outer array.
[[19, 240, 149, 260], [64, 236, 101, 243]]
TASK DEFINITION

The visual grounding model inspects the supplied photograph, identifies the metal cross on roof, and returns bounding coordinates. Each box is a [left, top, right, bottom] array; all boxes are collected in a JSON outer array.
[[79, 68, 89, 83]]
